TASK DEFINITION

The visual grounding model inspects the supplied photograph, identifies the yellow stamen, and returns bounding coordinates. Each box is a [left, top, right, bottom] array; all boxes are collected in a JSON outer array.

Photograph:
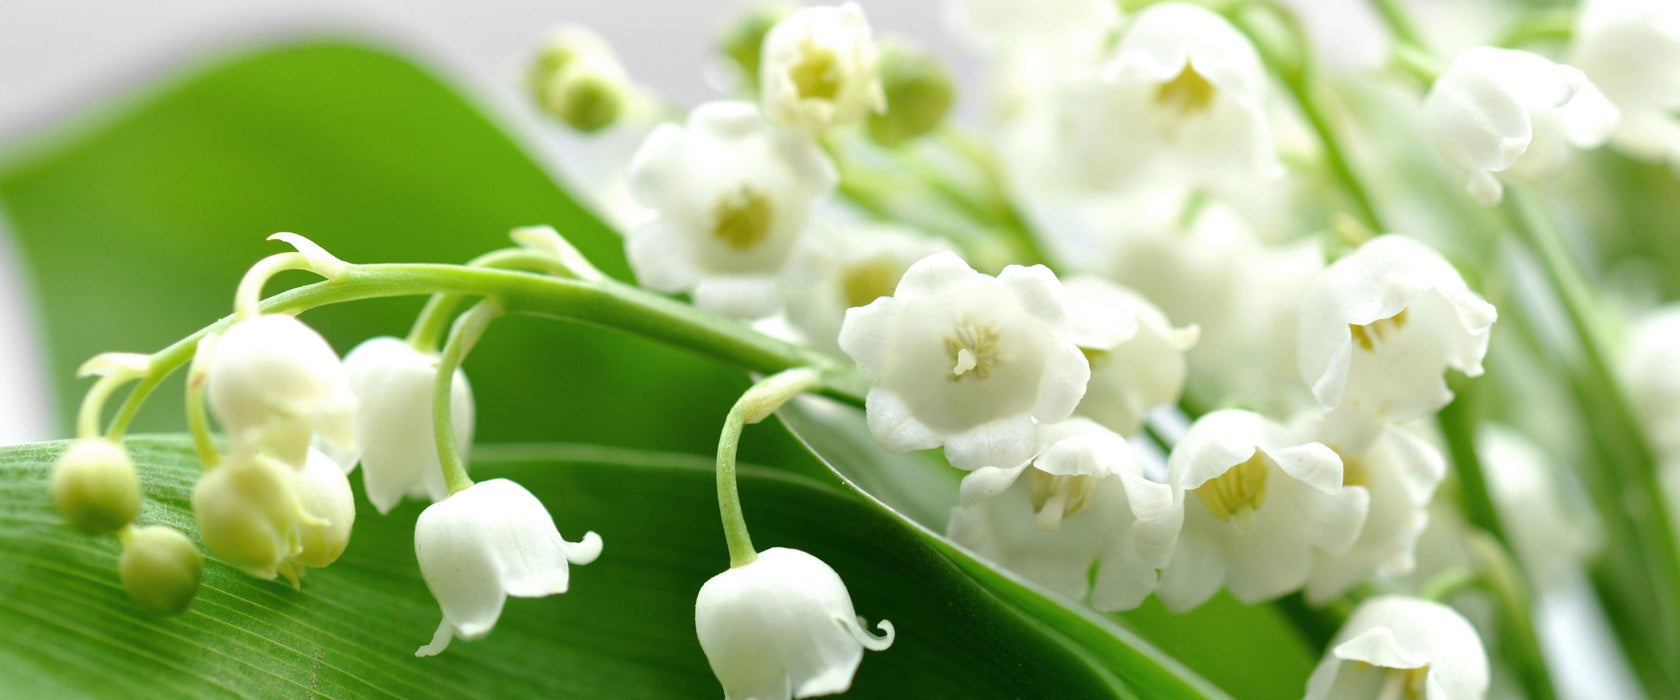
[[1156, 64, 1216, 115], [714, 187, 774, 250], [1350, 309, 1409, 351], [1196, 452, 1269, 531], [945, 322, 1000, 381]]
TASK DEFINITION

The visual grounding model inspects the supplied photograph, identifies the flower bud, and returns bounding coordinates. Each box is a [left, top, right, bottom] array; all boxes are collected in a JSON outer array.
[[759, 2, 885, 133], [292, 448, 355, 569], [192, 453, 303, 580], [205, 314, 355, 469], [119, 525, 203, 616], [50, 438, 140, 535], [866, 42, 955, 147], [529, 26, 632, 133], [717, 2, 796, 88]]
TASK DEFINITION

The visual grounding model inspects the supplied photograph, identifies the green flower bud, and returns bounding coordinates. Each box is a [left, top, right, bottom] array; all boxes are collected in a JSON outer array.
[[50, 439, 140, 535], [192, 455, 302, 580], [292, 449, 355, 569], [867, 43, 956, 147], [119, 525, 203, 616], [544, 65, 625, 133], [717, 2, 796, 89]]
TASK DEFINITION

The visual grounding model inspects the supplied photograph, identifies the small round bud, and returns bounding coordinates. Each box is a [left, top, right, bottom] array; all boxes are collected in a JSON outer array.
[[293, 449, 355, 569], [192, 454, 302, 579], [717, 2, 796, 88], [50, 439, 140, 535], [543, 62, 625, 133], [867, 43, 955, 147], [119, 526, 203, 616]]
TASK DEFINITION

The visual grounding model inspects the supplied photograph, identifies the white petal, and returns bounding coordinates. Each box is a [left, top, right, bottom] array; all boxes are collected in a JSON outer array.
[[892, 251, 989, 299], [943, 415, 1039, 470], [692, 276, 783, 319], [862, 387, 944, 454], [838, 297, 901, 380]]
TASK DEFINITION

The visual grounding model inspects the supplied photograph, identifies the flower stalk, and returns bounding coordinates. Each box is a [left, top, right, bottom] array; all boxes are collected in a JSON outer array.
[[434, 298, 501, 496], [715, 367, 824, 568]]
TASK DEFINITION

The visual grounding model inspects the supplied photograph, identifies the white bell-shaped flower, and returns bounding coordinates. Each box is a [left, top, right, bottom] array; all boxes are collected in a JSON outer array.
[[1157, 410, 1368, 612], [1063, 276, 1198, 437], [205, 314, 356, 468], [759, 2, 884, 133], [289, 448, 356, 572], [337, 337, 473, 514], [1622, 305, 1680, 455], [192, 449, 307, 580], [1058, 2, 1280, 189], [943, 0, 1120, 54], [1572, 0, 1680, 167], [785, 222, 952, 355], [1424, 46, 1619, 206], [1297, 235, 1496, 444], [839, 251, 1090, 470], [1304, 596, 1489, 700], [1304, 422, 1445, 605], [947, 418, 1181, 611], [625, 101, 836, 318], [695, 547, 894, 700], [413, 478, 602, 656]]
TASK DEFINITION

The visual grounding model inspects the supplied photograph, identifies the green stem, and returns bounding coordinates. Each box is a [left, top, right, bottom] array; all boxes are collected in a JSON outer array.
[[435, 299, 501, 495], [105, 263, 867, 438], [233, 252, 313, 320], [1505, 187, 1680, 666], [184, 339, 218, 467], [76, 373, 136, 440], [716, 367, 824, 567], [1497, 8, 1577, 48], [1367, 0, 1429, 50], [406, 248, 573, 353], [1436, 377, 1508, 545], [1467, 533, 1560, 700]]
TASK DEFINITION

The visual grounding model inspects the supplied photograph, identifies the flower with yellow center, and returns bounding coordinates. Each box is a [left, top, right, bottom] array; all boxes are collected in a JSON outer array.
[[1304, 596, 1489, 700], [839, 251, 1090, 470], [759, 2, 885, 133], [785, 223, 953, 355], [1158, 409, 1368, 612], [1062, 276, 1198, 437]]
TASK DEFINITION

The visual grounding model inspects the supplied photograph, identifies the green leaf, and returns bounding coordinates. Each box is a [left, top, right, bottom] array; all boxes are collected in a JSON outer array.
[[0, 40, 820, 476], [2, 436, 1140, 698]]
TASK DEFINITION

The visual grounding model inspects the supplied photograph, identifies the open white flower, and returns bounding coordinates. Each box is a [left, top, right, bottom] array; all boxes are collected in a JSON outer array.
[[1572, 0, 1680, 167], [1056, 2, 1280, 189], [1063, 276, 1198, 437], [205, 314, 356, 468], [759, 2, 884, 133], [414, 478, 602, 656], [1304, 596, 1489, 700], [336, 337, 474, 514], [626, 101, 836, 318], [1297, 235, 1496, 442], [695, 547, 893, 700], [1424, 47, 1619, 205], [839, 251, 1090, 470], [785, 222, 952, 355], [947, 418, 1181, 611], [1157, 410, 1368, 612], [1304, 422, 1445, 605]]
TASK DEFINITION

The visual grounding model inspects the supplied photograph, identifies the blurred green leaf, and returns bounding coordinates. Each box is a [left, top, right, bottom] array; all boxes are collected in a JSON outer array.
[[1, 436, 1141, 698], [0, 39, 818, 474]]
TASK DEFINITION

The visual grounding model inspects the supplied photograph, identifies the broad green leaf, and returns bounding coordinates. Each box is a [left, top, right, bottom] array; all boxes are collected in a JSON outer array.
[[2, 436, 1138, 698], [0, 40, 820, 476]]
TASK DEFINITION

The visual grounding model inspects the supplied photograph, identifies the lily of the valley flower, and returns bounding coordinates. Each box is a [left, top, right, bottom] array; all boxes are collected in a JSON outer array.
[[414, 478, 602, 657], [1572, 0, 1680, 167], [626, 101, 836, 318], [1297, 235, 1496, 445], [1304, 596, 1489, 700], [839, 251, 1090, 470], [947, 418, 1181, 610], [1304, 422, 1446, 605], [1063, 276, 1198, 437], [289, 448, 356, 574], [1066, 2, 1281, 189], [1424, 46, 1618, 206], [337, 336, 474, 514], [695, 547, 893, 700], [785, 222, 952, 355], [205, 314, 356, 468], [191, 448, 308, 580], [1158, 409, 1368, 612], [759, 2, 884, 133]]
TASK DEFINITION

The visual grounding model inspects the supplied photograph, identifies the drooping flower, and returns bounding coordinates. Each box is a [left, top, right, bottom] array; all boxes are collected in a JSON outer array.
[[1572, 0, 1680, 167], [1304, 422, 1445, 605], [191, 448, 307, 580], [414, 478, 602, 656], [1424, 46, 1619, 205], [695, 547, 894, 700], [947, 418, 1181, 610], [1062, 276, 1198, 437], [205, 314, 356, 468], [839, 251, 1090, 470], [625, 101, 836, 318], [1157, 410, 1368, 612], [759, 2, 885, 133], [336, 336, 474, 514], [785, 222, 952, 355], [1304, 596, 1489, 700], [1052, 2, 1281, 190], [288, 448, 356, 573], [1297, 235, 1496, 446]]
